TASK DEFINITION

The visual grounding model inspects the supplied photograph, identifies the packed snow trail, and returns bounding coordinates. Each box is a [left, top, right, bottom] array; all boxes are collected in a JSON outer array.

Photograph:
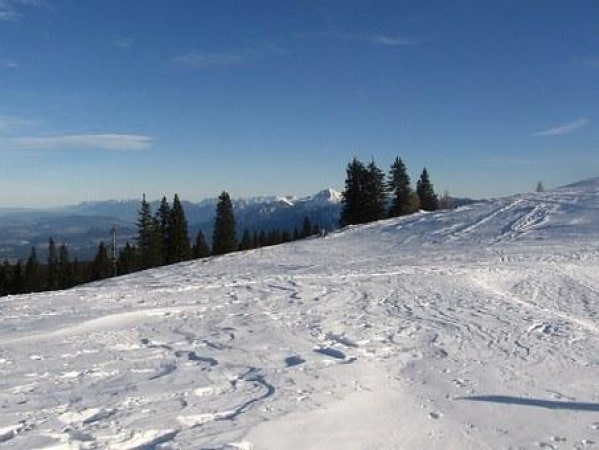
[[1, 178, 599, 449]]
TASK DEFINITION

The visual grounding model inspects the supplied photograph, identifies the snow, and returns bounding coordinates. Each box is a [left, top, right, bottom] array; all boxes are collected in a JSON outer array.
[[1, 179, 599, 449]]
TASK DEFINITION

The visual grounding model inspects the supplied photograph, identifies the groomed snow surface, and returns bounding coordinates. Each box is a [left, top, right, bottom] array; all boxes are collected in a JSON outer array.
[[1, 179, 599, 449]]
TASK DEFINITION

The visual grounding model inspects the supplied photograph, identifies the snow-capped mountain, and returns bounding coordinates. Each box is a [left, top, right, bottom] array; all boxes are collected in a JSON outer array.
[[0, 189, 343, 260], [0, 178, 598, 448]]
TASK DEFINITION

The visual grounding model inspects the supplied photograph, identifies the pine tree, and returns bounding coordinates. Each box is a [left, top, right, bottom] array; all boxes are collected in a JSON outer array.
[[212, 192, 238, 255], [136, 194, 161, 269], [302, 216, 313, 238], [155, 196, 171, 265], [0, 261, 9, 297], [58, 243, 75, 289], [388, 156, 417, 217], [239, 228, 252, 251], [47, 237, 59, 290], [24, 247, 42, 293], [117, 242, 139, 275], [252, 230, 260, 248], [258, 230, 267, 247], [167, 194, 191, 263], [340, 158, 368, 226], [416, 168, 438, 211], [12, 260, 23, 295], [92, 241, 111, 280], [192, 231, 211, 258], [362, 159, 387, 222]]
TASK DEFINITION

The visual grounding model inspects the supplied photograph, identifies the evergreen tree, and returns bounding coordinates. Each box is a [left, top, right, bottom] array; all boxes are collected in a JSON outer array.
[[72, 257, 84, 285], [136, 194, 161, 269], [192, 231, 211, 258], [388, 156, 417, 217], [536, 181, 545, 193], [58, 243, 75, 289], [92, 241, 112, 280], [239, 228, 252, 251], [167, 194, 191, 263], [117, 242, 138, 275], [212, 191, 238, 255], [12, 260, 23, 295], [362, 159, 387, 222], [340, 158, 368, 226], [282, 230, 292, 242], [302, 216, 313, 238], [416, 167, 438, 211], [155, 196, 171, 265], [258, 230, 267, 247], [24, 247, 42, 293], [0, 261, 9, 297], [252, 231, 260, 248], [47, 237, 59, 290]]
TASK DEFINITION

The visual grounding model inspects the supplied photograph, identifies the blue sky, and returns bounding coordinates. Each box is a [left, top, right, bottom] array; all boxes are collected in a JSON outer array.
[[0, 0, 598, 207]]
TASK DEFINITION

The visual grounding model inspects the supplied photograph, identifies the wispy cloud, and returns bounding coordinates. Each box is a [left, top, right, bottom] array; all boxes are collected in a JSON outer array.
[[532, 118, 590, 137], [366, 34, 416, 46], [3, 134, 153, 151], [0, 60, 19, 69], [111, 37, 134, 49], [297, 31, 416, 47], [0, 0, 45, 21], [172, 51, 252, 69], [0, 114, 38, 134]]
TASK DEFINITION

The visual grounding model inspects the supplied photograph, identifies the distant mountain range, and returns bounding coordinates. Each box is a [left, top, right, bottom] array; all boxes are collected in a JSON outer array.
[[0, 189, 343, 261]]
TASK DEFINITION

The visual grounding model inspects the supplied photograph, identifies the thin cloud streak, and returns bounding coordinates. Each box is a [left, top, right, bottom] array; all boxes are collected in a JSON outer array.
[[111, 37, 134, 49], [0, 115, 39, 134], [0, 0, 45, 21], [4, 134, 153, 151], [297, 31, 416, 47], [532, 118, 590, 137], [172, 51, 251, 69], [369, 34, 416, 46]]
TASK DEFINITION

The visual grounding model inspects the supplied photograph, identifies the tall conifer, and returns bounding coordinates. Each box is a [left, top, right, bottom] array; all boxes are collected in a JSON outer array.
[[167, 194, 191, 263], [192, 231, 211, 258], [416, 168, 438, 211], [156, 196, 171, 265], [136, 194, 161, 269], [340, 158, 368, 226], [388, 156, 418, 217], [363, 159, 387, 222], [212, 191, 237, 255], [47, 237, 59, 290]]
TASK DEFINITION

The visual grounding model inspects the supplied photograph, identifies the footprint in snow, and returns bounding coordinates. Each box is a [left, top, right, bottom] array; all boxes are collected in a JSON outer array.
[[428, 411, 442, 420], [536, 442, 557, 449], [285, 356, 306, 367]]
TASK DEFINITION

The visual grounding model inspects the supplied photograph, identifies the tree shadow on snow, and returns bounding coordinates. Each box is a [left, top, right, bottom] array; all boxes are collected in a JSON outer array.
[[456, 395, 599, 412]]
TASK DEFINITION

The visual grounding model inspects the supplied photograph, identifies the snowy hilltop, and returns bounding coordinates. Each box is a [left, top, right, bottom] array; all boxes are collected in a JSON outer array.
[[0, 179, 598, 449]]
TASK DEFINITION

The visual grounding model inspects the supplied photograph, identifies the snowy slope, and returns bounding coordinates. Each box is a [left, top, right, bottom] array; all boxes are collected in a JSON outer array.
[[1, 180, 599, 449]]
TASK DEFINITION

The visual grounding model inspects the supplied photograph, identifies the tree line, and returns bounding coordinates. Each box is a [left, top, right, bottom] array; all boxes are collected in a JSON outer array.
[[0, 192, 322, 297], [340, 156, 448, 226], [0, 157, 453, 297]]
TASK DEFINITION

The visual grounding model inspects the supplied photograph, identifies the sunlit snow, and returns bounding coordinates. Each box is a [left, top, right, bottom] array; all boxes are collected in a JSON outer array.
[[1, 179, 599, 449]]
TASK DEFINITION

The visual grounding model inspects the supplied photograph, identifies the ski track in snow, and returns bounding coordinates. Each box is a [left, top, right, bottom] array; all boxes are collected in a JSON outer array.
[[1, 180, 599, 448]]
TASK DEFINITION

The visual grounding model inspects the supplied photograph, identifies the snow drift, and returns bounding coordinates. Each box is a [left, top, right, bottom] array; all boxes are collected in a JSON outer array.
[[0, 179, 598, 449]]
